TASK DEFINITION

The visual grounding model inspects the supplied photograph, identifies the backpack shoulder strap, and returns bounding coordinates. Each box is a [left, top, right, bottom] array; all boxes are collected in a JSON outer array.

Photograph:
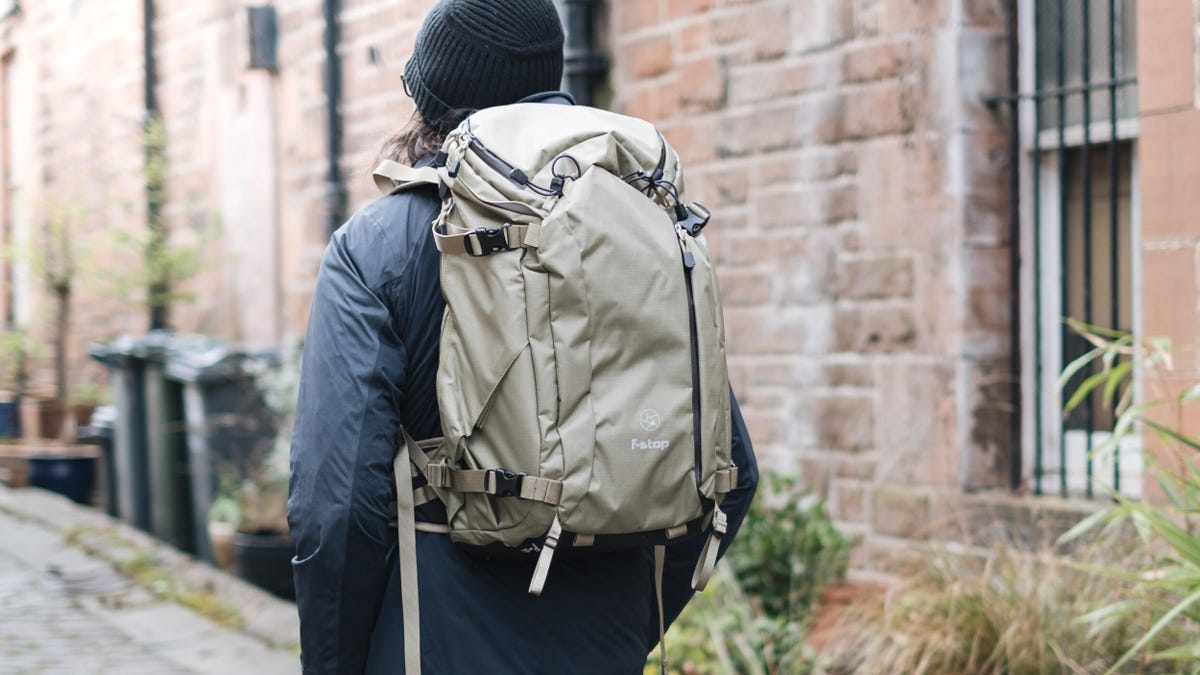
[[373, 159, 441, 195]]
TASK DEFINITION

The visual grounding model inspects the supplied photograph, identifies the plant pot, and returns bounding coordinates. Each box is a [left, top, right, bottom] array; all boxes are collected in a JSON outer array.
[[0, 392, 20, 439], [27, 455, 96, 505], [232, 528, 295, 600], [20, 398, 65, 441], [208, 521, 237, 572]]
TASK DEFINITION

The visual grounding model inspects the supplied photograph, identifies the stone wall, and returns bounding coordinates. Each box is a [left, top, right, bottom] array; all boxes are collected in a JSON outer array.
[[607, 0, 1014, 558], [12, 0, 1200, 570]]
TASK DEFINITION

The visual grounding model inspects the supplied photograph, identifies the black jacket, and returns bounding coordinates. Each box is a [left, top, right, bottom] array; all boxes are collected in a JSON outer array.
[[288, 94, 759, 674]]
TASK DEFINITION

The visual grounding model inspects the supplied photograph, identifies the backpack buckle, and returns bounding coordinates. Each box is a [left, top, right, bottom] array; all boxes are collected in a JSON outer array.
[[677, 202, 711, 236], [466, 225, 510, 257], [484, 469, 527, 498]]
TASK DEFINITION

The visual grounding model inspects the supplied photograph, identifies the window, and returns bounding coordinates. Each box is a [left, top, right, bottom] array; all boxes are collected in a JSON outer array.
[[1015, 0, 1140, 498]]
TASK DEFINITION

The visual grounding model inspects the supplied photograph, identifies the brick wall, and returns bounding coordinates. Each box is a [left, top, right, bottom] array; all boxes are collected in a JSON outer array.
[[0, 2, 148, 398], [31, 0, 1200, 570], [1137, 0, 1200, 474], [607, 0, 1014, 560], [0, 0, 435, 397], [1, 0, 1019, 561]]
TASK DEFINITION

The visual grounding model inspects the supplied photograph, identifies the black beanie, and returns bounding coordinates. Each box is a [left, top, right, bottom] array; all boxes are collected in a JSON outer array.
[[405, 0, 565, 130]]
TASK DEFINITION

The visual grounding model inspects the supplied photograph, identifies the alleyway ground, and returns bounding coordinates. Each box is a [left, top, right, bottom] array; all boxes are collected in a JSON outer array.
[[0, 486, 299, 674]]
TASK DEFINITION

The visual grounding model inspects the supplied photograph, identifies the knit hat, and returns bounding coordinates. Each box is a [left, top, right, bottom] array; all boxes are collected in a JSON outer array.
[[404, 0, 565, 130]]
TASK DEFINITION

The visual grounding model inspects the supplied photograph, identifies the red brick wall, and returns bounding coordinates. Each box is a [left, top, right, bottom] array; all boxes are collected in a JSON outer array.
[[0, 2, 148, 398], [1137, 0, 1200, 484], [2, 1, 1023, 562]]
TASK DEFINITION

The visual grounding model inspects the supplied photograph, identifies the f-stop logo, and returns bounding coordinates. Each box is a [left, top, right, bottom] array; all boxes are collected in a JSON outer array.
[[633, 409, 669, 450], [638, 409, 661, 431]]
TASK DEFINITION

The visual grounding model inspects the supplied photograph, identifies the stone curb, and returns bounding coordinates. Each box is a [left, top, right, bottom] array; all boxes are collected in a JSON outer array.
[[0, 484, 300, 652]]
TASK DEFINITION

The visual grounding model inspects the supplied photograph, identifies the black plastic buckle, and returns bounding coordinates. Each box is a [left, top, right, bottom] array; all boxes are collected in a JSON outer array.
[[677, 202, 711, 236], [485, 469, 527, 498], [466, 225, 510, 257]]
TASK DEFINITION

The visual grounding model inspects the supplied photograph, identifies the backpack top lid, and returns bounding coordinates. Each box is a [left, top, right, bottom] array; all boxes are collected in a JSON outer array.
[[447, 103, 686, 208]]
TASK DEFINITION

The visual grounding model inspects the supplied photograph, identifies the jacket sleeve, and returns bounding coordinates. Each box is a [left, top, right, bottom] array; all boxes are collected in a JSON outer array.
[[650, 389, 759, 646], [288, 224, 408, 674]]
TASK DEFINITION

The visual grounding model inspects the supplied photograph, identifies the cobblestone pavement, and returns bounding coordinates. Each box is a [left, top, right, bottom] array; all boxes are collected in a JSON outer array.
[[0, 489, 299, 674]]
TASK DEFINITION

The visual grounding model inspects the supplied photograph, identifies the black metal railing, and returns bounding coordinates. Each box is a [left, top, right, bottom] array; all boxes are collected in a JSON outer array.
[[992, 0, 1137, 498]]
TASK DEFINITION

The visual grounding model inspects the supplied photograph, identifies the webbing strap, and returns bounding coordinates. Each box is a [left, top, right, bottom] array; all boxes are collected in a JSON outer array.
[[406, 436, 442, 478], [387, 486, 437, 526], [715, 466, 739, 494], [432, 221, 540, 256], [653, 545, 669, 674], [528, 516, 562, 596], [424, 464, 563, 505], [690, 505, 728, 591], [373, 160, 441, 195], [392, 430, 423, 675]]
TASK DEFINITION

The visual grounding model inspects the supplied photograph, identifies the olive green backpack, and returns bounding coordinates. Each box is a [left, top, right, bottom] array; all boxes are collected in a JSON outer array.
[[373, 103, 736, 674]]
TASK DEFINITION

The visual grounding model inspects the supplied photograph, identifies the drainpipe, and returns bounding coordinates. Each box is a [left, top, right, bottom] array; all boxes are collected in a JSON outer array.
[[561, 0, 607, 106], [1004, 0, 1021, 491], [143, 0, 166, 331], [322, 0, 345, 236]]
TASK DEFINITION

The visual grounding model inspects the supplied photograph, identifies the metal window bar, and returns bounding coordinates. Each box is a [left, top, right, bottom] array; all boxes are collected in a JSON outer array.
[[992, 0, 1136, 498]]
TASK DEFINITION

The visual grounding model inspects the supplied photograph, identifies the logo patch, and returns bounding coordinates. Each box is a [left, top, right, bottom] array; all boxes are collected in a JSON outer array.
[[638, 409, 661, 431], [632, 438, 670, 450]]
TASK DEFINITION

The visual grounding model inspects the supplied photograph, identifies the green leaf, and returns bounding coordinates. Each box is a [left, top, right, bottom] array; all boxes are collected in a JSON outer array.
[[1102, 360, 1133, 406], [1059, 507, 1118, 544], [1105, 587, 1200, 675], [1150, 643, 1200, 664], [1144, 418, 1200, 452], [1063, 369, 1111, 415], [1063, 318, 1130, 341], [1137, 505, 1200, 568], [1180, 383, 1200, 404], [1058, 345, 1107, 392]]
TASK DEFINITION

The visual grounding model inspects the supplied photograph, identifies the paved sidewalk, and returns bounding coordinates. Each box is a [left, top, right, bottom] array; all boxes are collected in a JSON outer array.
[[0, 485, 300, 674]]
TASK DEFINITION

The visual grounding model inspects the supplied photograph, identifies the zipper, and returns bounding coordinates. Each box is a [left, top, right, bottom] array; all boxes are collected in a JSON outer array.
[[676, 224, 703, 493], [467, 136, 558, 197]]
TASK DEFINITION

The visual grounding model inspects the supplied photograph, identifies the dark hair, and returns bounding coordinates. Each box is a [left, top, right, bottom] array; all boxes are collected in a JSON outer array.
[[378, 109, 473, 167]]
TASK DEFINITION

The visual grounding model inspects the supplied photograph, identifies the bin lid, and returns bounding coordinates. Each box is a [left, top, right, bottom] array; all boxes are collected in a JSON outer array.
[[88, 330, 174, 366], [164, 336, 278, 384]]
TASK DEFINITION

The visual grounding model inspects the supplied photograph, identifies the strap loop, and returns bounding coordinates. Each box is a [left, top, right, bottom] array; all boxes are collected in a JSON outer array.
[[528, 516, 563, 596], [654, 545, 669, 674], [690, 505, 727, 591], [714, 465, 740, 494]]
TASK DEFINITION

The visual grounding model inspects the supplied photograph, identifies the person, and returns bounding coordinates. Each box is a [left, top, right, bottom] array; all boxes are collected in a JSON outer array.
[[287, 0, 758, 672]]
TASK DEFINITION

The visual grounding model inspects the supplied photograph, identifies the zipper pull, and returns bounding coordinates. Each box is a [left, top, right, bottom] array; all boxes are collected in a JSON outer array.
[[676, 224, 696, 269]]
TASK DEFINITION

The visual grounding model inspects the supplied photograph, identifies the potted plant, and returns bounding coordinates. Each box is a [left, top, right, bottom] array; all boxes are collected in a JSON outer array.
[[0, 330, 30, 438]]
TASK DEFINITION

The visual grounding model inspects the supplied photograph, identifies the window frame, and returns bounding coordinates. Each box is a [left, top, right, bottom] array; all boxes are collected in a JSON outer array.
[[1015, 0, 1143, 499]]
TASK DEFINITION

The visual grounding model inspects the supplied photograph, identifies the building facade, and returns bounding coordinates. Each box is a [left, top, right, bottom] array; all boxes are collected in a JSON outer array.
[[1, 0, 1197, 569]]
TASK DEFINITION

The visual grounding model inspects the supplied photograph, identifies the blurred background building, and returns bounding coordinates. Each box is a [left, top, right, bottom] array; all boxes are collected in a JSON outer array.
[[0, 0, 1196, 570]]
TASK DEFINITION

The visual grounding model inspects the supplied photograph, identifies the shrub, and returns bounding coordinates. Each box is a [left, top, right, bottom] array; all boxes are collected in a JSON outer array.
[[1058, 321, 1200, 673], [725, 472, 851, 623], [818, 536, 1170, 674], [650, 472, 851, 674]]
